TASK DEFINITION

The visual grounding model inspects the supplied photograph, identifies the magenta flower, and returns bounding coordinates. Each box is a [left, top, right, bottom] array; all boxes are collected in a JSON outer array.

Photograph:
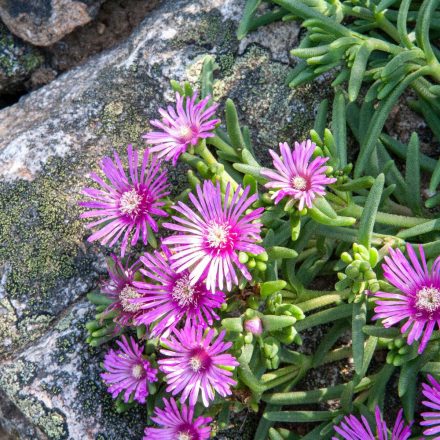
[[163, 180, 264, 292], [261, 140, 336, 211], [333, 407, 412, 440], [144, 92, 219, 165], [132, 246, 225, 337], [100, 254, 144, 326], [421, 374, 440, 438], [373, 244, 440, 353], [79, 145, 170, 256], [144, 398, 212, 440], [101, 335, 158, 404], [158, 324, 239, 407]]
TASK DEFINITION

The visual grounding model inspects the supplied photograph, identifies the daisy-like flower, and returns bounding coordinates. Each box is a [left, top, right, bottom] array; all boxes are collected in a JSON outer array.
[[101, 335, 158, 404], [132, 246, 225, 337], [158, 324, 239, 407], [373, 244, 440, 353], [144, 92, 219, 165], [421, 374, 440, 438], [163, 180, 264, 292], [100, 254, 144, 326], [144, 398, 212, 440], [79, 145, 170, 256], [261, 140, 336, 211], [333, 407, 412, 440]]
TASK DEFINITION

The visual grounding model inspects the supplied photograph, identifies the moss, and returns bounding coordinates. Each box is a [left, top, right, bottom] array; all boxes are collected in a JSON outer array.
[[0, 298, 19, 354], [0, 22, 43, 79], [211, 45, 332, 164], [0, 154, 99, 355], [0, 360, 67, 439], [171, 9, 238, 55]]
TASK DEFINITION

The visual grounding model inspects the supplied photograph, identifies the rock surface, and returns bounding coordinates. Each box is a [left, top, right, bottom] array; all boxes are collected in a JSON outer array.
[[0, 0, 105, 46], [0, 0, 330, 438], [0, 21, 44, 95]]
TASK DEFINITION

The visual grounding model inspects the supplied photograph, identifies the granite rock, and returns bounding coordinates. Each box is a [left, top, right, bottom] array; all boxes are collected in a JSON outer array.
[[0, 21, 44, 95], [0, 0, 105, 46], [0, 0, 331, 437]]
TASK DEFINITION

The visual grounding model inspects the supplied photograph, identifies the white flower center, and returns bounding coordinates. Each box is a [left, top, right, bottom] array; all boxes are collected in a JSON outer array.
[[292, 176, 307, 190], [189, 356, 202, 372], [179, 126, 193, 141], [416, 286, 440, 313], [178, 433, 192, 440], [172, 275, 197, 307], [119, 285, 142, 312], [131, 364, 144, 379], [206, 222, 230, 249], [120, 189, 142, 215]]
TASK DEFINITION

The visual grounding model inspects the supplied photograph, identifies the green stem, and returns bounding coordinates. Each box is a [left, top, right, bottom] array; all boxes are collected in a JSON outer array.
[[195, 142, 239, 190], [296, 304, 353, 332], [314, 224, 390, 245], [321, 346, 352, 364], [340, 204, 432, 228], [296, 292, 349, 313], [263, 374, 371, 405], [206, 135, 238, 158]]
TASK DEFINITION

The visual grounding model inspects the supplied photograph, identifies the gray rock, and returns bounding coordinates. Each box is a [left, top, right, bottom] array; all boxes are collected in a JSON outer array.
[[0, 0, 332, 438], [0, 21, 44, 95], [0, 0, 105, 46]]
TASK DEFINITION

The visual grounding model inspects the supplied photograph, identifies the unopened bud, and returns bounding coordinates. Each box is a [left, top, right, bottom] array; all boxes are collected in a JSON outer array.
[[244, 317, 263, 336]]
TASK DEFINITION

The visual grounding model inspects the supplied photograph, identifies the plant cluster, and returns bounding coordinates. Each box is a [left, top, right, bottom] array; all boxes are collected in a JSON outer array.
[[78, 1, 440, 435]]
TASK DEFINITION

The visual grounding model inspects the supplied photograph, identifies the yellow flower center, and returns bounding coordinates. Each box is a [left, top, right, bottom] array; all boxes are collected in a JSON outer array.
[[131, 364, 144, 379], [120, 189, 142, 215], [179, 126, 193, 141], [206, 222, 230, 248], [292, 176, 307, 190], [189, 356, 202, 372], [416, 286, 440, 313], [172, 275, 197, 307], [119, 286, 142, 312]]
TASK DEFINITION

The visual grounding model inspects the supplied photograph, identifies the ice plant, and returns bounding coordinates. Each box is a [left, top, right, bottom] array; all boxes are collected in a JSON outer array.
[[144, 92, 220, 165], [333, 407, 412, 440], [132, 246, 225, 337], [144, 398, 212, 440], [261, 140, 336, 211], [158, 324, 239, 407], [100, 254, 143, 326], [421, 374, 440, 438], [101, 335, 158, 404], [79, 145, 170, 256], [373, 244, 440, 353], [163, 180, 264, 292]]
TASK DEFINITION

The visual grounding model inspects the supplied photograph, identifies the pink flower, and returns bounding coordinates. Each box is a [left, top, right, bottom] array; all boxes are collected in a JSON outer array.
[[261, 140, 336, 210], [373, 244, 440, 353], [79, 145, 169, 256], [132, 246, 225, 337], [144, 92, 219, 165], [144, 398, 212, 440], [100, 254, 144, 327], [333, 407, 412, 440], [158, 324, 239, 407], [421, 374, 440, 438], [163, 180, 264, 292], [101, 335, 158, 404]]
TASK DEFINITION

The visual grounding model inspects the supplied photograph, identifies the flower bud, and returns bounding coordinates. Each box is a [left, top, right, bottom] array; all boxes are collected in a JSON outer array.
[[244, 317, 263, 336]]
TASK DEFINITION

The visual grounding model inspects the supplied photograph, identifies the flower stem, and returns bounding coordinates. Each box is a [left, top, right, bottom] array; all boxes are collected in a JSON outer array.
[[339, 203, 432, 228], [195, 141, 239, 190], [296, 292, 349, 313]]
